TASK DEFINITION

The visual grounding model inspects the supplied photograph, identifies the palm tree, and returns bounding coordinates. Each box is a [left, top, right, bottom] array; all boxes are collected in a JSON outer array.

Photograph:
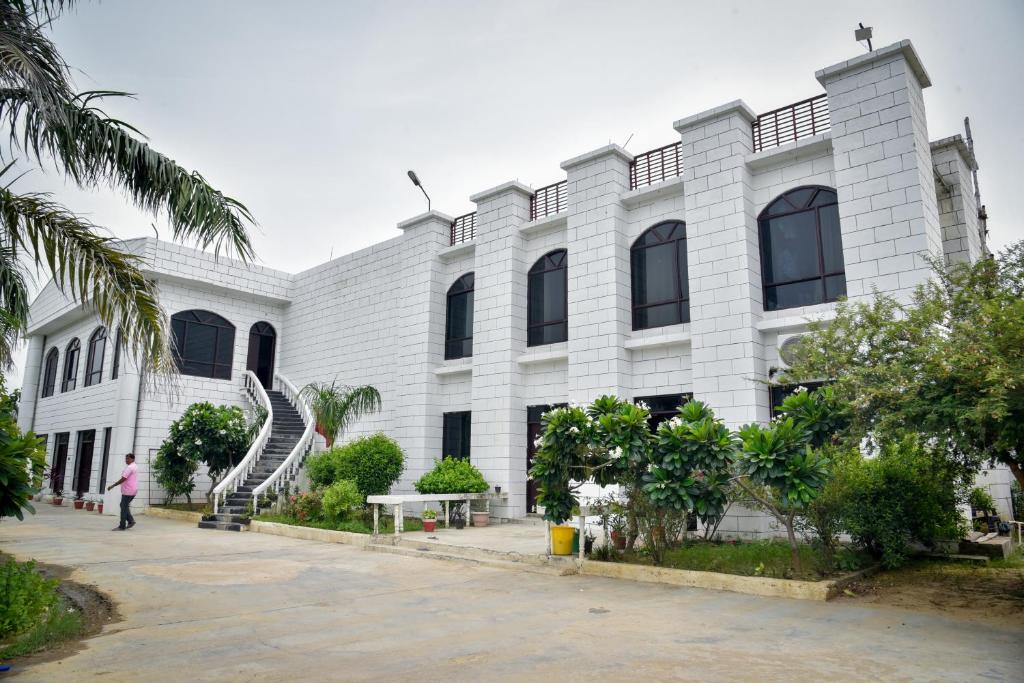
[[0, 1, 255, 375], [299, 382, 381, 448]]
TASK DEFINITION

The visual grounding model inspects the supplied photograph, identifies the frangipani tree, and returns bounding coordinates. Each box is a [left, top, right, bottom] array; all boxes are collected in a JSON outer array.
[[299, 381, 381, 448]]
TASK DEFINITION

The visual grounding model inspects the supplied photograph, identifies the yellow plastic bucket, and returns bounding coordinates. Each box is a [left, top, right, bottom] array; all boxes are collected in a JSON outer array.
[[550, 526, 575, 556]]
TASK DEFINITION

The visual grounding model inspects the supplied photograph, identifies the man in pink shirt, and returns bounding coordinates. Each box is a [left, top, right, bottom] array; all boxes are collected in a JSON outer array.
[[107, 453, 138, 531]]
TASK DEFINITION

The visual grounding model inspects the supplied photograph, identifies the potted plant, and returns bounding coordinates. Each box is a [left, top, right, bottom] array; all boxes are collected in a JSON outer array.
[[97, 498, 104, 514], [73, 495, 85, 510], [610, 514, 627, 551], [84, 496, 96, 512], [422, 508, 437, 533], [51, 489, 64, 506], [470, 499, 489, 527]]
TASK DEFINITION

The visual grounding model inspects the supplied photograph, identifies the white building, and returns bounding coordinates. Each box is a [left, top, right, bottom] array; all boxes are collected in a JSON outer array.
[[18, 39, 1015, 529]]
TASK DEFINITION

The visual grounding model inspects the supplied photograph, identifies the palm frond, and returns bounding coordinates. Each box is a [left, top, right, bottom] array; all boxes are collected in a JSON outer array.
[[299, 381, 382, 446], [0, 184, 172, 375], [0, 87, 255, 260], [0, 2, 73, 122]]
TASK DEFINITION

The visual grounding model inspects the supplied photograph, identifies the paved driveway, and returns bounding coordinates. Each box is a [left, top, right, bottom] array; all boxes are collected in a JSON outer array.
[[2, 506, 1021, 682]]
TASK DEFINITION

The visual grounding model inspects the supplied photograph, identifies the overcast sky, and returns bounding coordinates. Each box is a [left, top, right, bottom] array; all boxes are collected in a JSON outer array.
[[7, 0, 1023, 385]]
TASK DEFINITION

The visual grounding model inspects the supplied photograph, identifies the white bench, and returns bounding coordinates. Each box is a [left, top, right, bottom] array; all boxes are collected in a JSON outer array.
[[366, 493, 508, 537]]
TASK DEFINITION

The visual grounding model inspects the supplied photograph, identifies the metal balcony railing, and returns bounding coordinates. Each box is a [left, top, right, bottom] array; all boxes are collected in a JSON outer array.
[[752, 94, 830, 153], [450, 212, 476, 245], [629, 142, 683, 190], [530, 180, 567, 221]]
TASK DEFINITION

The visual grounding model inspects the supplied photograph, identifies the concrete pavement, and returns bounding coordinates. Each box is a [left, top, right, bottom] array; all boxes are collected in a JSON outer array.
[[1, 505, 1021, 682]]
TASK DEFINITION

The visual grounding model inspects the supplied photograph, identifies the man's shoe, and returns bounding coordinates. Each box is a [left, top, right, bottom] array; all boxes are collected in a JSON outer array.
[[127, 521, 135, 529], [112, 526, 125, 531]]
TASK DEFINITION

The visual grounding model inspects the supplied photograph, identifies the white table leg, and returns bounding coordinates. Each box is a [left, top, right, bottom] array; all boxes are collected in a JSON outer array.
[[373, 504, 379, 537], [577, 514, 585, 566], [444, 501, 449, 528]]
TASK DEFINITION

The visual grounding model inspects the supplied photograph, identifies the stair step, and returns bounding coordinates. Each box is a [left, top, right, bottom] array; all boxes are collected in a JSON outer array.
[[198, 520, 246, 532], [212, 513, 250, 524], [221, 506, 245, 514]]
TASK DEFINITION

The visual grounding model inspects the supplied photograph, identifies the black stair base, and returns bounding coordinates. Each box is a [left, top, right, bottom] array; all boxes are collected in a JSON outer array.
[[198, 520, 245, 532]]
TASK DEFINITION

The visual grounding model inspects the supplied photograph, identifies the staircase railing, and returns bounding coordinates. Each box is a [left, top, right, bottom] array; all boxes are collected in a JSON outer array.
[[212, 371, 273, 514], [252, 371, 315, 515]]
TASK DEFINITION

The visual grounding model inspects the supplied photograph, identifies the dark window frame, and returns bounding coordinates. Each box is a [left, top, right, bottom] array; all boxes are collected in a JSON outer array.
[[170, 309, 236, 380], [527, 249, 568, 347], [635, 393, 693, 431], [631, 221, 691, 331], [111, 328, 123, 380], [445, 273, 474, 360], [758, 186, 846, 312], [84, 326, 107, 387], [442, 411, 472, 461], [41, 347, 58, 397], [61, 338, 80, 392], [98, 427, 112, 491]]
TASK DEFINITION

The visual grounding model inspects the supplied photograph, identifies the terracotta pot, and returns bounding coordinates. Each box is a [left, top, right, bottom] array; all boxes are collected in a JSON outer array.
[[97, 504, 104, 514], [423, 519, 436, 533], [471, 511, 489, 527], [611, 530, 627, 550], [73, 500, 85, 510], [52, 497, 64, 506], [85, 501, 95, 511]]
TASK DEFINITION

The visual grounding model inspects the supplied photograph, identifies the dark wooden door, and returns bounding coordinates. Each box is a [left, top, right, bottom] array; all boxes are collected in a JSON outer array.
[[246, 322, 276, 389], [526, 404, 566, 514], [51, 432, 69, 493], [73, 430, 95, 497]]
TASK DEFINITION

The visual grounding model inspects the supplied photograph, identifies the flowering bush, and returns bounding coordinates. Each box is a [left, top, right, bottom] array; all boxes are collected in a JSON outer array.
[[154, 402, 251, 504], [289, 490, 323, 522]]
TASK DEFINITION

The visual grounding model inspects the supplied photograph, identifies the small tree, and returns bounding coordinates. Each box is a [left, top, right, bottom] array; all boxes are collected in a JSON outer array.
[[156, 402, 250, 504], [0, 379, 44, 520], [300, 382, 381, 448], [736, 418, 830, 573], [304, 433, 405, 498]]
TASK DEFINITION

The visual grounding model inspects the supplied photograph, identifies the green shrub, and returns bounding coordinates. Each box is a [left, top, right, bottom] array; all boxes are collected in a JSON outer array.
[[968, 487, 996, 513], [0, 560, 58, 640], [842, 437, 965, 568], [322, 480, 363, 522], [0, 377, 46, 521], [1012, 481, 1023, 522], [305, 433, 405, 498], [414, 457, 489, 494]]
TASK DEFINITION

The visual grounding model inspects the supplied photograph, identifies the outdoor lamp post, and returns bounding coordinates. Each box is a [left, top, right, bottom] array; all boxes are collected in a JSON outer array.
[[407, 170, 430, 211]]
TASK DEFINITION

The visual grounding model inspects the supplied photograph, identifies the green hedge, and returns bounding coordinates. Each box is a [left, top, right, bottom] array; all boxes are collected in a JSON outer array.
[[414, 457, 489, 494], [306, 433, 405, 497]]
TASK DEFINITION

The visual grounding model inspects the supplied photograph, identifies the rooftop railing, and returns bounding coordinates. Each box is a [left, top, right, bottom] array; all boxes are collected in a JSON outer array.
[[450, 212, 476, 245], [530, 180, 567, 221], [752, 94, 830, 153], [629, 142, 683, 190]]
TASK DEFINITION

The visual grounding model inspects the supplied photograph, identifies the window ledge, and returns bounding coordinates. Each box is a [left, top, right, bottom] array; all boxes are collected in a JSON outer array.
[[438, 241, 475, 262], [745, 133, 832, 170], [433, 361, 472, 377], [755, 309, 836, 333], [624, 329, 691, 350], [518, 212, 567, 237], [516, 346, 569, 365], [621, 176, 686, 207]]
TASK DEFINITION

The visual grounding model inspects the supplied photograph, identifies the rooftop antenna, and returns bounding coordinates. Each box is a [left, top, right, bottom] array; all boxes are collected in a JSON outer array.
[[855, 23, 873, 52], [407, 170, 431, 211], [622, 133, 634, 150]]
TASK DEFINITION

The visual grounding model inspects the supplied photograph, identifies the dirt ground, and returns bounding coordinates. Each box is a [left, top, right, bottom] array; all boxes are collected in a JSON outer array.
[[4, 559, 120, 667], [835, 556, 1024, 628]]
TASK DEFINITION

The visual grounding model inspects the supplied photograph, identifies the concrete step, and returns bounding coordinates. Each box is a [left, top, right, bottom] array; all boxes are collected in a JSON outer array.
[[212, 513, 250, 524], [198, 520, 246, 532], [364, 543, 576, 576], [221, 505, 245, 514]]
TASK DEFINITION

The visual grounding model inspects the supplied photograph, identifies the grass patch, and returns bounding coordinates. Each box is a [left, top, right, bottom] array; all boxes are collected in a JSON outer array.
[[0, 595, 83, 660], [603, 539, 870, 581], [256, 512, 423, 534], [153, 502, 211, 513]]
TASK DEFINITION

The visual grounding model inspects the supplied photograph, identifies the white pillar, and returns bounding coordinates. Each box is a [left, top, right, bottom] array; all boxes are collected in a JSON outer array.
[[817, 40, 943, 303], [103, 353, 142, 514], [17, 335, 44, 434]]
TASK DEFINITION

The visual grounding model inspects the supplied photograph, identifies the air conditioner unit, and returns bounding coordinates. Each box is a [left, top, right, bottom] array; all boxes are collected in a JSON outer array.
[[777, 333, 807, 367]]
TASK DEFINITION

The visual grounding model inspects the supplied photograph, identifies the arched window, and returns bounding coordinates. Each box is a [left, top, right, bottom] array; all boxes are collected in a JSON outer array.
[[61, 338, 80, 392], [631, 221, 690, 330], [445, 273, 474, 360], [41, 347, 58, 398], [84, 327, 106, 387], [528, 250, 568, 346], [759, 186, 846, 311], [171, 310, 235, 379]]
